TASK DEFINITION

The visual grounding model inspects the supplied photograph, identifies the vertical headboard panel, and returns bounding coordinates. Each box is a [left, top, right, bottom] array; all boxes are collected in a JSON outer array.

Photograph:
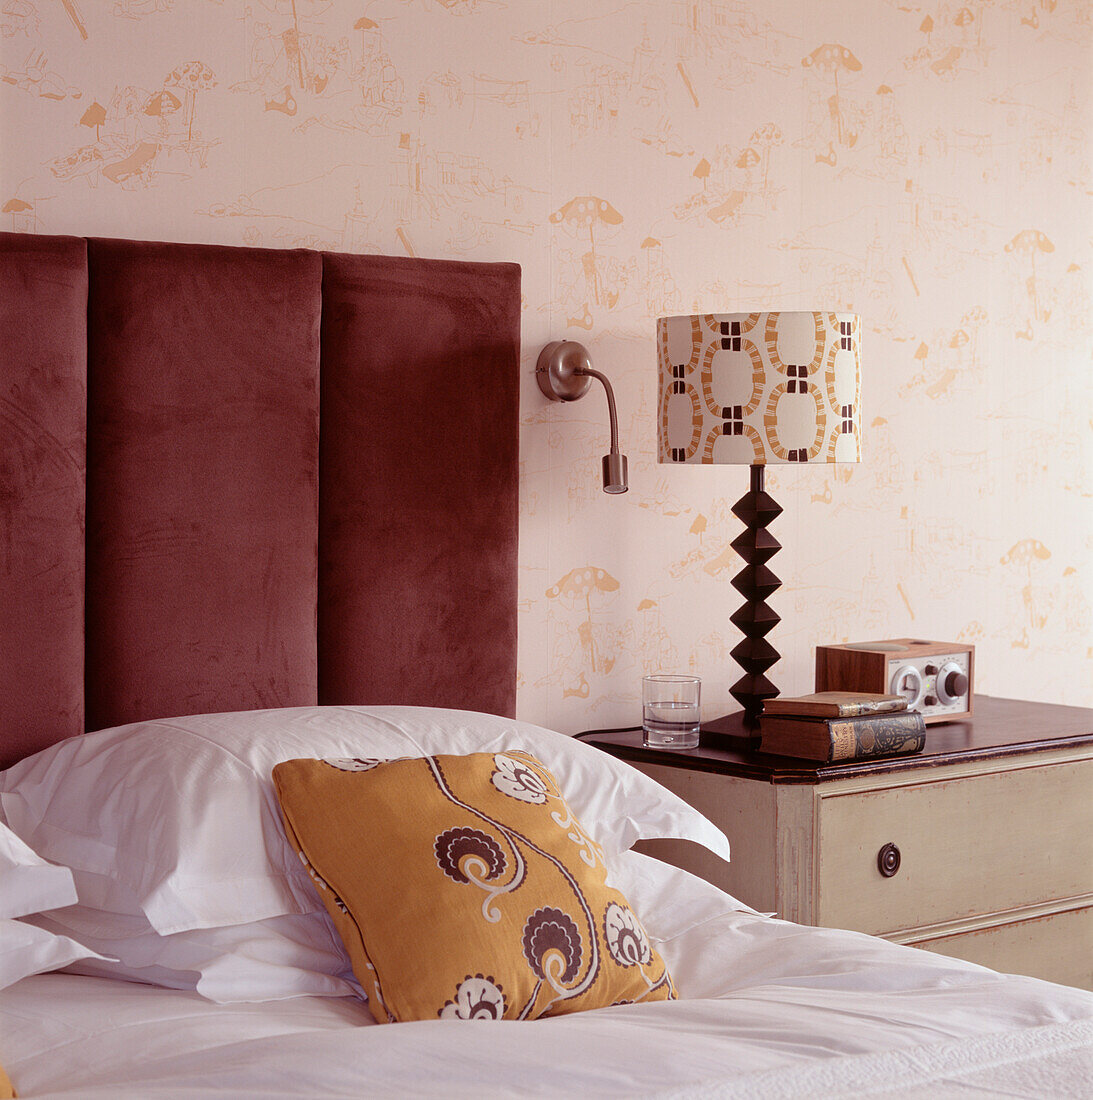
[[318, 254, 521, 718], [84, 239, 323, 732], [0, 234, 88, 764], [0, 232, 521, 767]]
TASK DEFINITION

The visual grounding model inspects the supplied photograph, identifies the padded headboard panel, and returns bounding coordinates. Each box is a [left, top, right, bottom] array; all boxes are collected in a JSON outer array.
[[318, 253, 521, 716], [1, 234, 87, 763], [86, 239, 324, 731], [0, 232, 520, 768]]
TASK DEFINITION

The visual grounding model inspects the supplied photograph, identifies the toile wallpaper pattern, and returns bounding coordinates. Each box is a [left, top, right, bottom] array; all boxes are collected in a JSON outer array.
[[3, 0, 1090, 730]]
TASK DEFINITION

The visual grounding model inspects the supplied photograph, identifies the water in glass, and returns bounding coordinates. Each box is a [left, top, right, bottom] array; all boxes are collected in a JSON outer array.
[[642, 699, 700, 749]]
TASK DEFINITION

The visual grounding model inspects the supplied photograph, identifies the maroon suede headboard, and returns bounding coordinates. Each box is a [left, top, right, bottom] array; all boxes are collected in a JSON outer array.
[[0, 232, 521, 768]]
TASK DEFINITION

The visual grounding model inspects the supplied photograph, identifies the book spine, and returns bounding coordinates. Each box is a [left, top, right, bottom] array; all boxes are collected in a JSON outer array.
[[832, 700, 907, 716], [827, 712, 926, 762], [763, 698, 907, 718]]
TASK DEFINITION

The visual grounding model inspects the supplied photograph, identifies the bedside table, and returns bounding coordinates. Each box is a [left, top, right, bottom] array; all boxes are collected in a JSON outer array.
[[582, 695, 1093, 989]]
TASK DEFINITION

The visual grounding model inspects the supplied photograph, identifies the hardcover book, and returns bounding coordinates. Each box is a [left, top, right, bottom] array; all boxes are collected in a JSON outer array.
[[758, 709, 926, 763], [762, 691, 907, 718]]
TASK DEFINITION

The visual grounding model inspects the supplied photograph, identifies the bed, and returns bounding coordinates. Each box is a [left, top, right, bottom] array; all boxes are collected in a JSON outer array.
[[1, 230, 1091, 1099]]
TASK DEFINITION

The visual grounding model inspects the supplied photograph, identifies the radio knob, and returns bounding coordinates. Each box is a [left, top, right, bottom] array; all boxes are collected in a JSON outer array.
[[925, 695, 938, 707], [935, 661, 968, 705], [924, 663, 938, 676], [945, 670, 968, 696]]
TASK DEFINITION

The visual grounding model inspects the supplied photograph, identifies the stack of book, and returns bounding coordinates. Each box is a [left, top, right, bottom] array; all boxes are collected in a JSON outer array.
[[758, 691, 926, 763]]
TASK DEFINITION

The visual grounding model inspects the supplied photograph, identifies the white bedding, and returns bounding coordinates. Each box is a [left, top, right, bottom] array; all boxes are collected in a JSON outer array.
[[2, 710, 1090, 1096], [6, 903, 1092, 1098]]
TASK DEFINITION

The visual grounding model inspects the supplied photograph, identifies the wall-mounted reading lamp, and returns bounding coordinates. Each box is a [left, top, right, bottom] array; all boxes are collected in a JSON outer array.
[[536, 340, 628, 494]]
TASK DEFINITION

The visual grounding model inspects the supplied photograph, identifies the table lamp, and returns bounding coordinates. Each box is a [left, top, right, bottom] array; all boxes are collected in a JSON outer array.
[[656, 311, 861, 740]]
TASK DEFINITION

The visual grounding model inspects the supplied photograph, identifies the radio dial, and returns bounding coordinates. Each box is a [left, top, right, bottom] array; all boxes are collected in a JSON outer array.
[[890, 664, 924, 709], [936, 661, 969, 705]]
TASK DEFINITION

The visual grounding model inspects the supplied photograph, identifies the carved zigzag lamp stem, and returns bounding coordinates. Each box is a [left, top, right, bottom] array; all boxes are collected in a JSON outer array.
[[728, 464, 782, 729]]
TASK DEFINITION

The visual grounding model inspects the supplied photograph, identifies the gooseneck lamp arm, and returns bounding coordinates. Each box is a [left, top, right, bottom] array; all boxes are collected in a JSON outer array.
[[579, 365, 628, 495], [536, 340, 629, 494]]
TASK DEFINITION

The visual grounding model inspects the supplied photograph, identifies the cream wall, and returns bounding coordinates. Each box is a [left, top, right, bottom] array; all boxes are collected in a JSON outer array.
[[3, 0, 1090, 731]]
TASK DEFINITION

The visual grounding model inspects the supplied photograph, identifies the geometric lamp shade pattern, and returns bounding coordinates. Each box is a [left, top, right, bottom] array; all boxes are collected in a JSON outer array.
[[657, 311, 862, 465]]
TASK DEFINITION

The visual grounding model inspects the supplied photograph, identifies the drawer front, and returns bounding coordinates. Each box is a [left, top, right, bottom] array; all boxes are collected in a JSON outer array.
[[908, 905, 1093, 990], [816, 758, 1092, 935]]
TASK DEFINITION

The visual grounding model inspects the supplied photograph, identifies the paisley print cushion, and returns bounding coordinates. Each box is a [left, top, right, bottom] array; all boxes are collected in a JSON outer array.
[[273, 751, 675, 1023]]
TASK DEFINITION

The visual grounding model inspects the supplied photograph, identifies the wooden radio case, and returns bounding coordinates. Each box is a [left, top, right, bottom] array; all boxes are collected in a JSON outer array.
[[815, 639, 974, 724]]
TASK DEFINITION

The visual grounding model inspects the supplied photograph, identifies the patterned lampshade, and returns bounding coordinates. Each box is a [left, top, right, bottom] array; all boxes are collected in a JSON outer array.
[[657, 311, 861, 465]]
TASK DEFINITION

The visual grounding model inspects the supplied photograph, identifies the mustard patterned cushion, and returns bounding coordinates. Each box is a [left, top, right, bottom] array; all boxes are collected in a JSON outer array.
[[272, 751, 675, 1023]]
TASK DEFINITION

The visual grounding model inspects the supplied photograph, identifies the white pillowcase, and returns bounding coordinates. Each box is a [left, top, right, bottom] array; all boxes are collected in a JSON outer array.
[[0, 821, 111, 990], [0, 820, 78, 919], [25, 907, 357, 1003], [0, 706, 730, 936], [0, 918, 111, 991]]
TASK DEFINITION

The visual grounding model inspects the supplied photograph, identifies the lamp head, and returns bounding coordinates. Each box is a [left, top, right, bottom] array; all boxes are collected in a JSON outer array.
[[602, 452, 628, 494]]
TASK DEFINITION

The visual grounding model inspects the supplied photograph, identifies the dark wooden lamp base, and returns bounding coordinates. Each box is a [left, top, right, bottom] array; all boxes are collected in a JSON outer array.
[[702, 464, 782, 747]]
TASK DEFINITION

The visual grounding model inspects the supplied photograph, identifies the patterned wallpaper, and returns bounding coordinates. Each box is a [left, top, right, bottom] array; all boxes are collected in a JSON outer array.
[[3, 1, 1090, 731]]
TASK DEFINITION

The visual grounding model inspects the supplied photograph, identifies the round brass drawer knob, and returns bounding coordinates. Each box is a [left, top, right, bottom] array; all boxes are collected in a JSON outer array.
[[877, 842, 901, 878]]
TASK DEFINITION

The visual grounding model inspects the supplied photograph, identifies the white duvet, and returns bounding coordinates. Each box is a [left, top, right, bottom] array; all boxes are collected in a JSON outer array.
[[5, 864, 1092, 1099]]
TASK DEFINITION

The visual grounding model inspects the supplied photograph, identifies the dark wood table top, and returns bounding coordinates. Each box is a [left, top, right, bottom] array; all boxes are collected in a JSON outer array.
[[577, 695, 1093, 785]]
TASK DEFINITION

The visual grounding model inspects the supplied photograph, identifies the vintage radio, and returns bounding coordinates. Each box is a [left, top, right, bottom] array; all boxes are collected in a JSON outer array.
[[815, 639, 974, 724]]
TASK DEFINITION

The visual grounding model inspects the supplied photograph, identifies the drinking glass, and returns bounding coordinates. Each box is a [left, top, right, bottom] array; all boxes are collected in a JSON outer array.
[[642, 675, 701, 749]]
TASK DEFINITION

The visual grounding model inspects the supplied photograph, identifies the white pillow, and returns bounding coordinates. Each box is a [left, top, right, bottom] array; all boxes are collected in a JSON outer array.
[[0, 918, 110, 991], [0, 821, 78, 919], [25, 907, 357, 1003], [0, 706, 729, 936]]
